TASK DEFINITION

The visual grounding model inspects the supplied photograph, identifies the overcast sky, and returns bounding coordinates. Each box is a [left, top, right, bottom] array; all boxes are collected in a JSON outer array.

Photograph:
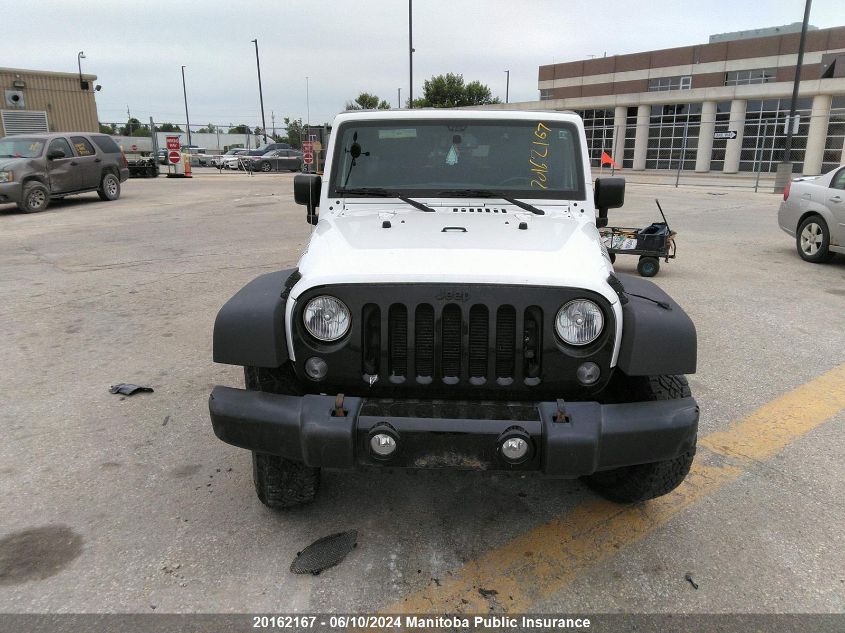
[[5, 0, 843, 132]]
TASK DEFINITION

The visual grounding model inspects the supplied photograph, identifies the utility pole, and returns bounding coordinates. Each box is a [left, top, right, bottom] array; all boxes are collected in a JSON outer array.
[[181, 65, 192, 147], [774, 0, 812, 193], [306, 76, 310, 131], [408, 0, 414, 108], [398, 88, 401, 109], [505, 70, 510, 104], [126, 106, 131, 136], [271, 111, 276, 138], [251, 39, 268, 144]]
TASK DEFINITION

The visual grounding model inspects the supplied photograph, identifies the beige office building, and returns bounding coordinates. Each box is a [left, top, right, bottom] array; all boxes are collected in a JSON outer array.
[[0, 67, 99, 137], [487, 24, 845, 175]]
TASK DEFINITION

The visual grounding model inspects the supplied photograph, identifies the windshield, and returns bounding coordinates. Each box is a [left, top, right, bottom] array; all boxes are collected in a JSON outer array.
[[0, 137, 45, 158], [329, 119, 585, 200]]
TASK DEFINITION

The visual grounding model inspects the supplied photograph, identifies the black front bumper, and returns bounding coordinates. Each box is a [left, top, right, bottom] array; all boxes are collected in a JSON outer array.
[[209, 387, 698, 477]]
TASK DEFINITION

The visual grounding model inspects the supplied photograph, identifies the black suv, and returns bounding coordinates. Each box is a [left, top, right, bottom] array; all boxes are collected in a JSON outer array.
[[0, 132, 130, 213]]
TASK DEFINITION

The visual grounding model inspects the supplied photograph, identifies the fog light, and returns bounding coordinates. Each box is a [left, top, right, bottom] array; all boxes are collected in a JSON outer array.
[[370, 433, 397, 458], [576, 362, 600, 386], [501, 437, 528, 461], [304, 356, 328, 380]]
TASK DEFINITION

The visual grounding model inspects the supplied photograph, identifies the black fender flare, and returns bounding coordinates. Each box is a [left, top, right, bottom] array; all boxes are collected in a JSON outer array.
[[615, 273, 697, 376], [213, 269, 298, 368]]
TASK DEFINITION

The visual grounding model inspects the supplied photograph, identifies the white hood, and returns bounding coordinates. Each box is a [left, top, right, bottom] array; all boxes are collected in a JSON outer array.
[[292, 203, 617, 305]]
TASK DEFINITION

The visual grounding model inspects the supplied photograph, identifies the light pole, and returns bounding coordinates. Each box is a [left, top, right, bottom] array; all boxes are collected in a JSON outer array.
[[306, 76, 310, 135], [181, 66, 192, 147], [398, 88, 401, 109], [77, 51, 86, 90], [408, 0, 414, 108], [505, 70, 510, 104], [774, 0, 813, 192], [251, 39, 268, 144]]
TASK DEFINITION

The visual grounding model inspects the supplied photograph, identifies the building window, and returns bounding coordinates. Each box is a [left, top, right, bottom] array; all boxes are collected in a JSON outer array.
[[645, 103, 701, 170], [822, 96, 845, 173], [724, 68, 777, 86], [539, 88, 553, 101], [739, 98, 813, 173], [574, 109, 616, 169], [623, 107, 637, 169], [647, 76, 692, 92]]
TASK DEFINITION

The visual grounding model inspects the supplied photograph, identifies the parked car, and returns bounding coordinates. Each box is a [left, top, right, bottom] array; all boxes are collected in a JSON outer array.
[[0, 132, 129, 213], [244, 142, 291, 157], [778, 165, 845, 262], [211, 148, 246, 168], [247, 149, 304, 172], [222, 151, 250, 170], [157, 149, 168, 165], [182, 146, 210, 166]]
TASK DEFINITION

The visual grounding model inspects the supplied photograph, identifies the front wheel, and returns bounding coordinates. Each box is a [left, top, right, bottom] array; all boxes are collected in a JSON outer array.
[[260, 162, 272, 172], [97, 173, 120, 201], [18, 182, 50, 213], [797, 215, 835, 263], [252, 452, 320, 509], [584, 375, 696, 502]]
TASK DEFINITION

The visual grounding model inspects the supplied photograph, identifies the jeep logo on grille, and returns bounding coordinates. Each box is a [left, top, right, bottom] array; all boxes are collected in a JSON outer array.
[[436, 291, 470, 302]]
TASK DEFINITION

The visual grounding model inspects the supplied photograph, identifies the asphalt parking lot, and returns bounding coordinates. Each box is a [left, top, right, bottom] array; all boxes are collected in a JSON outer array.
[[1, 171, 843, 614]]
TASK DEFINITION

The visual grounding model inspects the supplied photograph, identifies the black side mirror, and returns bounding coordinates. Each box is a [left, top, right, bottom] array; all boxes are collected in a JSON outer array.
[[594, 177, 625, 228], [294, 173, 321, 225], [47, 149, 66, 160]]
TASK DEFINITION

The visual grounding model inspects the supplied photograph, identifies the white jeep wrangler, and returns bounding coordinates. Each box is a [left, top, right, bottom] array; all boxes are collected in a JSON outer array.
[[209, 110, 698, 509]]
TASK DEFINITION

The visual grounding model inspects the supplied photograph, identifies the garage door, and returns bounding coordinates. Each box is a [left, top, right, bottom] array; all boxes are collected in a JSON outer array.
[[1, 110, 49, 135]]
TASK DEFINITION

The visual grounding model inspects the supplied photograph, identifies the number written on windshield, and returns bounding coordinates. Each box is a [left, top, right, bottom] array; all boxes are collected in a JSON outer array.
[[530, 122, 550, 189]]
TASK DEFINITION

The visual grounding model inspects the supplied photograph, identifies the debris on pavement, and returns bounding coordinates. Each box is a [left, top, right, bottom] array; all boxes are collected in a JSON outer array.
[[685, 572, 699, 590], [478, 587, 499, 598], [109, 383, 154, 396], [290, 530, 358, 575]]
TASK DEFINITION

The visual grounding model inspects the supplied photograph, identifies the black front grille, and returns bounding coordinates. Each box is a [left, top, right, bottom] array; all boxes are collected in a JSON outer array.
[[362, 301, 535, 386]]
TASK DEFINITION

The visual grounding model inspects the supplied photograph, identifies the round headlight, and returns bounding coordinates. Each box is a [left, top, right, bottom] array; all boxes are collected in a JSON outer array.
[[555, 299, 604, 346], [303, 295, 351, 341]]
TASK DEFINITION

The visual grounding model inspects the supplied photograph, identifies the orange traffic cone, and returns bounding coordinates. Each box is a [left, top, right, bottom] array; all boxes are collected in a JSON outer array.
[[182, 153, 193, 178]]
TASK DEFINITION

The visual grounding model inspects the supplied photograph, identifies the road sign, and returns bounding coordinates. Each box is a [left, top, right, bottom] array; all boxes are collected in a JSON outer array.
[[714, 131, 737, 140], [303, 152, 313, 165], [168, 150, 181, 164], [131, 144, 137, 151], [165, 136, 180, 151], [302, 140, 314, 153]]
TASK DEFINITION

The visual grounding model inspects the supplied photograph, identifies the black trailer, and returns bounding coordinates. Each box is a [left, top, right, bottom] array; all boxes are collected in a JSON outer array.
[[600, 200, 676, 277]]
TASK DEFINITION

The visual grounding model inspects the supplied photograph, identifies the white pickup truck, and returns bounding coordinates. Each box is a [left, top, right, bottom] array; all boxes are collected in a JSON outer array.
[[209, 109, 699, 510]]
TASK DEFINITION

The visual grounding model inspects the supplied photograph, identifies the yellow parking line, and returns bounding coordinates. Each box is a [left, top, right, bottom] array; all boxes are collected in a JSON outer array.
[[384, 363, 845, 614]]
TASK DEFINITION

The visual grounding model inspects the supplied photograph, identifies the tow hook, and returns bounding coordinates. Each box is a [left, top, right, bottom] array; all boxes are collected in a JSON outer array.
[[333, 393, 347, 417], [553, 398, 571, 423]]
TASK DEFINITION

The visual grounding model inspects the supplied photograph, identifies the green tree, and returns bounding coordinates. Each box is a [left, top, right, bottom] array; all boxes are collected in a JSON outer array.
[[118, 118, 151, 137], [99, 122, 117, 134], [158, 122, 183, 132], [194, 123, 215, 133], [345, 92, 391, 111], [283, 117, 303, 149], [409, 73, 501, 108], [228, 124, 252, 134]]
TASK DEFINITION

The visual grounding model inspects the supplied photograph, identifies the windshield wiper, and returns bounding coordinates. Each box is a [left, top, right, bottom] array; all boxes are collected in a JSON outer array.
[[335, 187, 435, 212], [436, 189, 545, 215]]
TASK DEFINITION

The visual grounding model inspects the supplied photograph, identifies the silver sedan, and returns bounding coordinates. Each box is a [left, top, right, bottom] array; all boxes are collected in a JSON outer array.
[[778, 165, 845, 262]]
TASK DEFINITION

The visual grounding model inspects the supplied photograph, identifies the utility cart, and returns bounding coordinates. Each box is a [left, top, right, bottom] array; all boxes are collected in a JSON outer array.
[[600, 200, 676, 277]]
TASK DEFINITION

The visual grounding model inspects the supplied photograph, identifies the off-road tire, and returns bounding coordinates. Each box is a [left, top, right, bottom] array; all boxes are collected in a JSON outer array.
[[796, 215, 835, 263], [584, 375, 696, 503], [245, 364, 317, 508], [97, 172, 121, 201], [252, 451, 319, 509], [18, 182, 50, 213]]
